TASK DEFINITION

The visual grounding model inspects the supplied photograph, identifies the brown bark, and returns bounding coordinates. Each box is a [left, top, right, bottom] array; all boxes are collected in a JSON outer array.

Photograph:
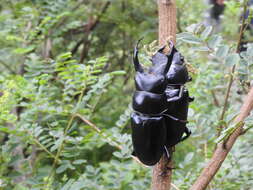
[[151, 150, 173, 190], [158, 0, 177, 46], [151, 1, 177, 190], [190, 87, 253, 190]]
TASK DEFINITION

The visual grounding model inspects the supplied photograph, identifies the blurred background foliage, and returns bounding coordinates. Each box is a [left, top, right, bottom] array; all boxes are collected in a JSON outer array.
[[0, 0, 253, 189]]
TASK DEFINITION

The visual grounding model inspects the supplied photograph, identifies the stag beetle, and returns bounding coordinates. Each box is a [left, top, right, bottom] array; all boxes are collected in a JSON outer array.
[[131, 40, 193, 166]]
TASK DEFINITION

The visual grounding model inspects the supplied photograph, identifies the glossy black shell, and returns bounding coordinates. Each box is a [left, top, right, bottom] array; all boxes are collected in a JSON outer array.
[[165, 90, 190, 147], [135, 72, 166, 93], [166, 52, 189, 84], [149, 51, 170, 75], [132, 91, 167, 114], [131, 113, 166, 166]]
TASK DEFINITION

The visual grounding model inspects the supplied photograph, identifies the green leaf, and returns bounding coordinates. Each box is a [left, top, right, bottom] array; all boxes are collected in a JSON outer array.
[[50, 137, 64, 152], [208, 35, 222, 49], [73, 159, 87, 165], [184, 152, 194, 163], [57, 52, 72, 60], [177, 32, 202, 44], [70, 181, 86, 190], [124, 173, 134, 183], [200, 26, 213, 40], [185, 23, 203, 34], [113, 151, 123, 158], [109, 71, 126, 76], [56, 164, 68, 174], [62, 179, 75, 190], [216, 45, 229, 58], [13, 46, 35, 54], [192, 46, 209, 51], [225, 53, 240, 66]]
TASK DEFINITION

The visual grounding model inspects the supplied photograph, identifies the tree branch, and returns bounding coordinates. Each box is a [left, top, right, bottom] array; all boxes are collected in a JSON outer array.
[[190, 2, 251, 189], [151, 1, 177, 190], [190, 87, 253, 190], [217, 0, 248, 136]]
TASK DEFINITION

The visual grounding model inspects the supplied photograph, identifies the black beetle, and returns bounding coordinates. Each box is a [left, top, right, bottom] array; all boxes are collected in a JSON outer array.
[[131, 41, 193, 166]]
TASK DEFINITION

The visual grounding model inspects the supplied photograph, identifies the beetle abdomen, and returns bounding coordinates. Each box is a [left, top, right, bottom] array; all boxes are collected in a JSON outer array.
[[131, 112, 166, 166]]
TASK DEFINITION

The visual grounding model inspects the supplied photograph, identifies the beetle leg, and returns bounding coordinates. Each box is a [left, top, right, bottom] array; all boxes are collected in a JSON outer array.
[[166, 85, 184, 102], [133, 38, 144, 72], [189, 96, 195, 102], [180, 127, 191, 142], [159, 147, 175, 177], [164, 146, 170, 159]]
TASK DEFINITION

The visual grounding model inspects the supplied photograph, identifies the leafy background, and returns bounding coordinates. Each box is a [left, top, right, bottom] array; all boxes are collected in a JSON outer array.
[[0, 0, 253, 189]]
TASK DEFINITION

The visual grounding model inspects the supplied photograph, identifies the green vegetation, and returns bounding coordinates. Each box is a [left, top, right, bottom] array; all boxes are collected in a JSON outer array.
[[0, 0, 253, 189]]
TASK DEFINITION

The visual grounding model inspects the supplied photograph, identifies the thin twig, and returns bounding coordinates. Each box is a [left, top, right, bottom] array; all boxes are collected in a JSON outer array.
[[32, 137, 58, 161], [190, 2, 252, 189], [45, 115, 75, 187], [71, 37, 85, 55], [79, 1, 111, 63], [74, 113, 145, 165], [217, 0, 248, 136], [190, 87, 253, 190], [75, 113, 121, 149], [211, 90, 220, 107], [0, 60, 16, 74], [171, 183, 180, 190]]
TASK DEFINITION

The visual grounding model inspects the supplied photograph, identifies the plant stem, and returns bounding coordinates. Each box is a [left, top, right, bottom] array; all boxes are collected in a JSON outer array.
[[190, 2, 252, 190], [217, 0, 248, 136], [32, 137, 59, 161], [74, 113, 145, 165], [45, 86, 86, 187], [45, 115, 75, 187]]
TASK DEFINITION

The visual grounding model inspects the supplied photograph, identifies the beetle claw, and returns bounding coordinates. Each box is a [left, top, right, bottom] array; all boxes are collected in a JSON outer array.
[[159, 166, 175, 177], [180, 128, 191, 142], [189, 96, 194, 102]]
